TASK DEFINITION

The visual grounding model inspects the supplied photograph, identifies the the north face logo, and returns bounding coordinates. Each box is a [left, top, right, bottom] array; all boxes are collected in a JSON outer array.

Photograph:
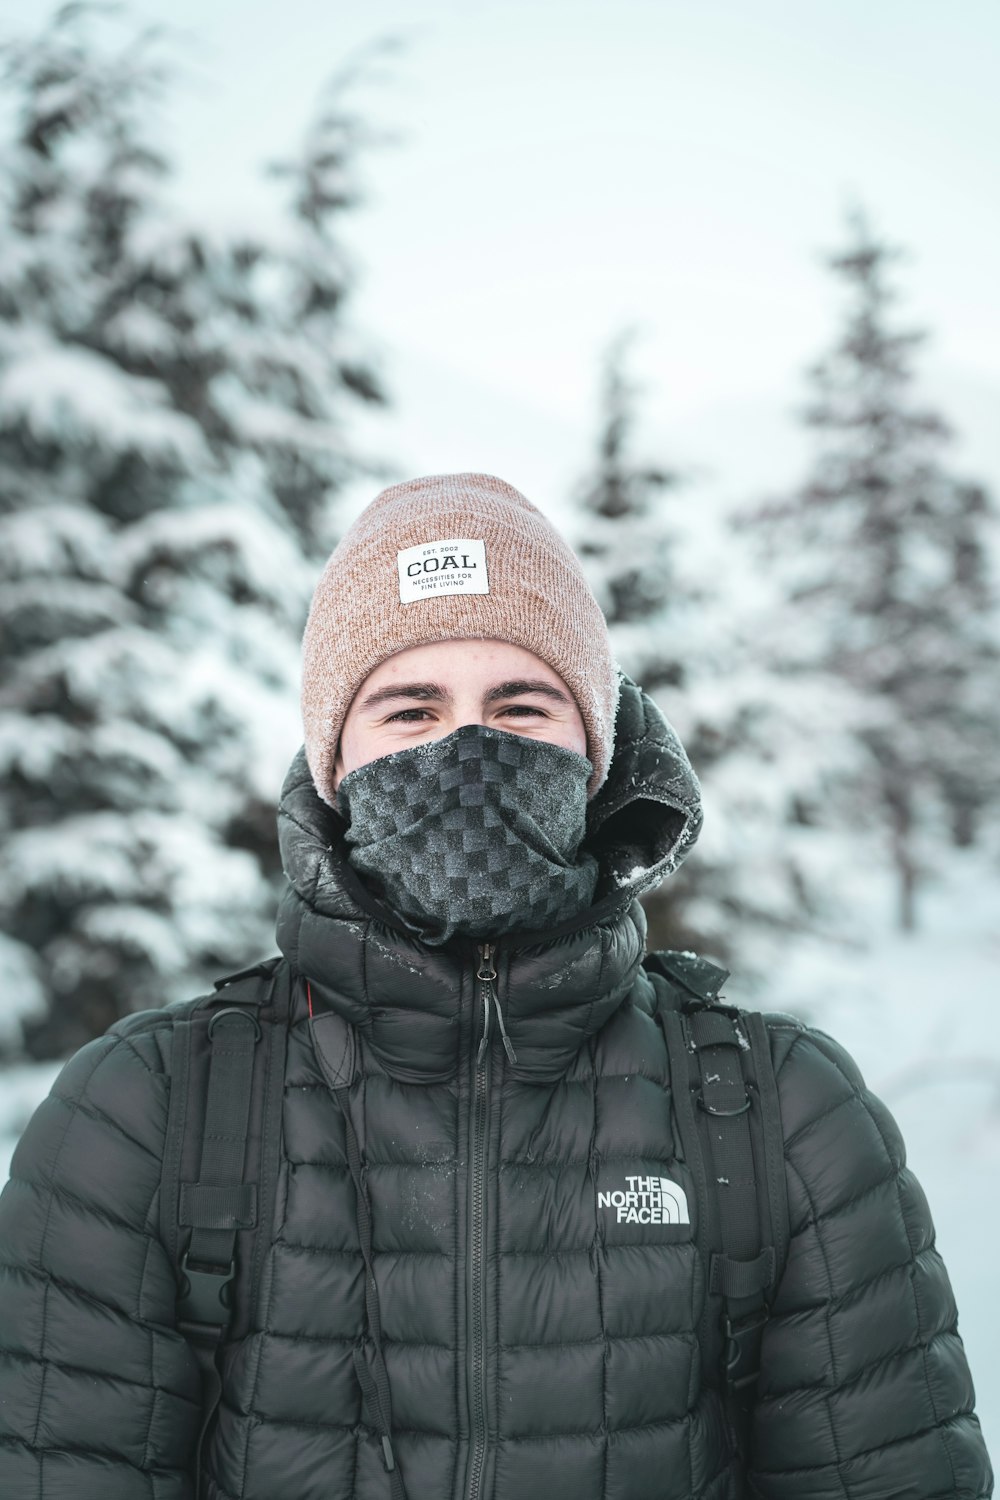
[[597, 1175, 690, 1225]]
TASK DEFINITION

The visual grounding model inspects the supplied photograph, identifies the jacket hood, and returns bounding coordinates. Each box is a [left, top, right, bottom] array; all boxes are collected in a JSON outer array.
[[583, 673, 703, 906], [274, 674, 702, 1082]]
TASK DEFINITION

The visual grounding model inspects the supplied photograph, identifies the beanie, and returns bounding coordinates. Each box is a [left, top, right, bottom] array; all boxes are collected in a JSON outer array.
[[301, 472, 619, 807]]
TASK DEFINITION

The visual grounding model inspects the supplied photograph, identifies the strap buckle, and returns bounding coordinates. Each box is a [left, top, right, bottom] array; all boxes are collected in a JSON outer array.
[[177, 1251, 235, 1343], [723, 1305, 770, 1391]]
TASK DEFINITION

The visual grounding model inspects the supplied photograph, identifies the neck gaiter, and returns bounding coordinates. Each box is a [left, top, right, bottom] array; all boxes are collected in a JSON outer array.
[[336, 723, 599, 945]]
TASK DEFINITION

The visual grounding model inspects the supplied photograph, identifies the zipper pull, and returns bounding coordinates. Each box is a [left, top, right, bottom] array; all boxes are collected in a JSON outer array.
[[476, 944, 496, 1068], [475, 945, 517, 1067], [492, 993, 517, 1066]]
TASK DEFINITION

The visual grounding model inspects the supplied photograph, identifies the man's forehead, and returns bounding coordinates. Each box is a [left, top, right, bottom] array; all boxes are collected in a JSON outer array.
[[358, 638, 567, 686]]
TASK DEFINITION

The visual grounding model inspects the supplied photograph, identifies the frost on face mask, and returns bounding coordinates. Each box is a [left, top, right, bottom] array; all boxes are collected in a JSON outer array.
[[336, 723, 599, 944]]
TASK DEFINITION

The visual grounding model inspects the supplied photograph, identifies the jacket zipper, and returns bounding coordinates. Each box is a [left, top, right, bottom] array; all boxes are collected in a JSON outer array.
[[466, 942, 497, 1500]]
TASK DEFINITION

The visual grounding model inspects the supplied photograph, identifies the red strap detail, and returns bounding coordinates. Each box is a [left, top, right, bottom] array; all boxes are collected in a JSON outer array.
[[306, 979, 314, 1019]]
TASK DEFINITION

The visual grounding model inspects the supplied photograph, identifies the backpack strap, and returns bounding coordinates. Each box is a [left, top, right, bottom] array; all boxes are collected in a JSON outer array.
[[686, 1005, 789, 1396], [162, 956, 286, 1497], [176, 1005, 261, 1343], [646, 950, 789, 1459]]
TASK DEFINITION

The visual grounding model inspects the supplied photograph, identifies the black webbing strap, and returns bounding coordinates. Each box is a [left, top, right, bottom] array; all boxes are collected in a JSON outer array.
[[648, 950, 789, 1468], [685, 1001, 781, 1447], [177, 1006, 262, 1329], [176, 1001, 262, 1497]]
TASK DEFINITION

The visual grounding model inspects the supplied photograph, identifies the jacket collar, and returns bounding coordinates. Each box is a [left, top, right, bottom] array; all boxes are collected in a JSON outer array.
[[274, 675, 703, 1084]]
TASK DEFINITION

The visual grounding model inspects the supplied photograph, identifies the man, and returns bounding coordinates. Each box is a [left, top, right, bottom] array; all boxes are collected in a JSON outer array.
[[0, 472, 992, 1498]]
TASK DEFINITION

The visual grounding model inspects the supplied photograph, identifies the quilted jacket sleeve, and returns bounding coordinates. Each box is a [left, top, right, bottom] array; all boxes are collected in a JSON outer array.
[[0, 1011, 201, 1498], [750, 1021, 993, 1499]]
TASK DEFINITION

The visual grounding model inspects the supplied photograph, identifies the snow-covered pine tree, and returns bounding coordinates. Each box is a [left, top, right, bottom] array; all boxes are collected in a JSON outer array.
[[0, 6, 387, 1057], [573, 330, 688, 693], [570, 332, 846, 977], [570, 333, 707, 956], [934, 480, 999, 849], [732, 208, 1000, 932]]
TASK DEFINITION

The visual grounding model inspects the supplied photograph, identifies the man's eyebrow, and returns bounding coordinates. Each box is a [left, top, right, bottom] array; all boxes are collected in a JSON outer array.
[[357, 681, 449, 712], [484, 679, 571, 705]]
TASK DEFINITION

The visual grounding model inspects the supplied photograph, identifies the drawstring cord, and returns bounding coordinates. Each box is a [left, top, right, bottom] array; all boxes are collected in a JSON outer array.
[[308, 981, 408, 1499], [476, 983, 492, 1068], [308, 956, 515, 1495], [492, 992, 517, 1066]]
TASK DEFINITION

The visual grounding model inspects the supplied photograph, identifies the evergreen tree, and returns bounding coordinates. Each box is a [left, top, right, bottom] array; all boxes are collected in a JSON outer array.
[[0, 6, 387, 1057], [573, 328, 688, 693], [571, 332, 847, 978], [732, 209, 1000, 931]]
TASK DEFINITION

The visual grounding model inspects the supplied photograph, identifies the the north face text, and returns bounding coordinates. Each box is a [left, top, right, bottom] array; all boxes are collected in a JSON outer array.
[[597, 1175, 690, 1225]]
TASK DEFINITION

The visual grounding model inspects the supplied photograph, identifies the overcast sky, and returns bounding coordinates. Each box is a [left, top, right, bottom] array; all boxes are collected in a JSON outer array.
[[10, 0, 1000, 522]]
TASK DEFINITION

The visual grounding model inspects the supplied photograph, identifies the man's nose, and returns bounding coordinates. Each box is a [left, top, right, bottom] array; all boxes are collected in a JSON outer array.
[[448, 696, 488, 730]]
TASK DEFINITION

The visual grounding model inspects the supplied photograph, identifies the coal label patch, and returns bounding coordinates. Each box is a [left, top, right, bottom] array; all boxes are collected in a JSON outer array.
[[397, 539, 489, 602]]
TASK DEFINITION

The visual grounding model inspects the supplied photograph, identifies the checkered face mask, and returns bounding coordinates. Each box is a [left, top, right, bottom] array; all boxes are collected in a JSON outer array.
[[336, 723, 599, 945]]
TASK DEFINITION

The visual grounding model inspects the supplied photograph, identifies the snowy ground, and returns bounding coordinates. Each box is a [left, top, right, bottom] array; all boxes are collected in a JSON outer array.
[[1, 851, 996, 1462]]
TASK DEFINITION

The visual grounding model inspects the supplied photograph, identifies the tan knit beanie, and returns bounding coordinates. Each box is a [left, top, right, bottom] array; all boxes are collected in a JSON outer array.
[[301, 472, 619, 806]]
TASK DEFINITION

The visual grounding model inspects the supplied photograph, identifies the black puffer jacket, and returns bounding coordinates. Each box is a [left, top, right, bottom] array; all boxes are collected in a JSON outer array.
[[0, 684, 992, 1499]]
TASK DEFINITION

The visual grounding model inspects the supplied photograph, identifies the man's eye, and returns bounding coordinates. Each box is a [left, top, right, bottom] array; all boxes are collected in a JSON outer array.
[[498, 704, 545, 717], [385, 708, 431, 723]]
